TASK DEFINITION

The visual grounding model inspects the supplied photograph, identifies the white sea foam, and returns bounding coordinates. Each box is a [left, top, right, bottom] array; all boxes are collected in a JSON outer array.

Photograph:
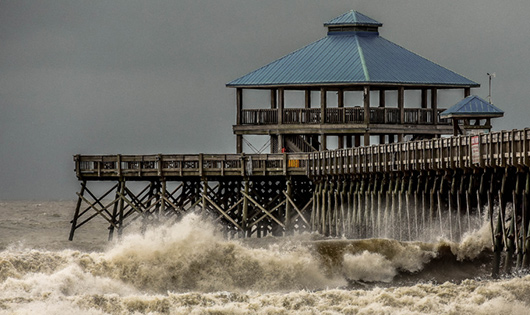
[[1, 202, 529, 314]]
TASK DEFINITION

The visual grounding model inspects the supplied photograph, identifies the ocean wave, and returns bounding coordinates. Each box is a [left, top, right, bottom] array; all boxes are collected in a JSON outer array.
[[1, 212, 527, 314]]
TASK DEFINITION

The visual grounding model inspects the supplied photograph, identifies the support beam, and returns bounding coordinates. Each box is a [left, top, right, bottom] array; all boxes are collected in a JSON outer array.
[[421, 89, 428, 109], [305, 89, 311, 109], [398, 86, 405, 124], [270, 89, 277, 109], [363, 86, 370, 124], [432, 88, 438, 125], [320, 88, 327, 124], [278, 88, 284, 124], [236, 88, 243, 125]]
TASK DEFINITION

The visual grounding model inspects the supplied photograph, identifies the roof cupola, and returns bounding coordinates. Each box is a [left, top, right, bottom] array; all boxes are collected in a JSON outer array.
[[324, 10, 382, 34]]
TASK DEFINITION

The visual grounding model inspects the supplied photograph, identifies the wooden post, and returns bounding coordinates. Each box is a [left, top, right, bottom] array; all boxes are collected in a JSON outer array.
[[271, 89, 277, 109], [320, 88, 327, 124], [278, 88, 284, 124], [237, 135, 243, 153], [321, 134, 327, 151], [363, 86, 370, 124], [305, 89, 311, 109], [69, 181, 86, 241], [364, 133, 370, 146], [431, 88, 438, 125], [117, 180, 126, 237], [421, 89, 428, 109], [242, 180, 249, 236], [464, 87, 471, 98], [236, 88, 243, 125], [398, 86, 405, 124]]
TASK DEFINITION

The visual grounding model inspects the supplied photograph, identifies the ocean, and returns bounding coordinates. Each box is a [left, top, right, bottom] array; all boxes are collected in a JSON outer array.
[[0, 201, 529, 314]]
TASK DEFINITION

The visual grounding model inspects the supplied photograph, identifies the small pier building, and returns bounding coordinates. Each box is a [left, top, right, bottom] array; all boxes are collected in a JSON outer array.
[[227, 10, 479, 153]]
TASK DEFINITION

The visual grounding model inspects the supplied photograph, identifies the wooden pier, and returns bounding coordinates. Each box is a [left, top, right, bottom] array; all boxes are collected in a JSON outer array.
[[72, 128, 530, 275]]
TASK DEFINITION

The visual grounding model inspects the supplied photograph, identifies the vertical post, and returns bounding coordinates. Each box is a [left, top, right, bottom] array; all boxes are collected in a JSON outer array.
[[464, 87, 471, 98], [117, 179, 126, 237], [285, 179, 292, 234], [346, 136, 353, 148], [236, 87, 243, 154], [320, 87, 327, 123], [321, 134, 327, 151], [278, 88, 284, 124], [69, 181, 86, 241], [364, 86, 371, 146], [202, 179, 207, 214], [431, 88, 438, 125], [364, 133, 370, 146], [270, 89, 277, 109], [398, 86, 405, 124], [421, 88, 428, 109], [305, 89, 311, 109], [160, 180, 166, 216], [242, 180, 249, 236], [363, 86, 370, 124]]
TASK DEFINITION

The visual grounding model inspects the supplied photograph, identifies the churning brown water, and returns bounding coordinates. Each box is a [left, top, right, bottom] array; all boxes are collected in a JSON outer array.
[[0, 201, 529, 314]]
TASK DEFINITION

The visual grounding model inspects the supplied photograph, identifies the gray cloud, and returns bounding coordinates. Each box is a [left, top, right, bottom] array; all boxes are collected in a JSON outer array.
[[1, 0, 529, 199]]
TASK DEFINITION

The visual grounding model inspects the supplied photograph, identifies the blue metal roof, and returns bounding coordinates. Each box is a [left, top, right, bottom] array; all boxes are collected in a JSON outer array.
[[227, 12, 478, 88], [440, 95, 504, 118], [324, 10, 382, 27]]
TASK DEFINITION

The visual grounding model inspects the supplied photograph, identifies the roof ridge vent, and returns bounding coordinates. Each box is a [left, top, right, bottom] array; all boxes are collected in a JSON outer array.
[[324, 10, 382, 34]]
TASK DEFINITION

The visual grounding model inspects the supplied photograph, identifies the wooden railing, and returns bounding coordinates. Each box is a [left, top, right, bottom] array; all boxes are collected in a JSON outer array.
[[310, 129, 530, 176], [75, 129, 530, 180], [241, 109, 278, 125], [75, 153, 309, 179], [284, 108, 321, 124], [240, 107, 449, 125]]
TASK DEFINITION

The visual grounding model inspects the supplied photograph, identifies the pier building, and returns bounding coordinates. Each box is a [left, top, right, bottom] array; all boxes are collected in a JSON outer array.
[[227, 10, 479, 153]]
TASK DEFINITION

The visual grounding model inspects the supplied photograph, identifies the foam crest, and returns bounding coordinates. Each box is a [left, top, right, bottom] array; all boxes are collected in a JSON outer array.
[[81, 214, 345, 293]]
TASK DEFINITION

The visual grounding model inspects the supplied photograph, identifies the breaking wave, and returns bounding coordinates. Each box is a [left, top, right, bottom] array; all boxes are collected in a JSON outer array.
[[1, 212, 529, 314]]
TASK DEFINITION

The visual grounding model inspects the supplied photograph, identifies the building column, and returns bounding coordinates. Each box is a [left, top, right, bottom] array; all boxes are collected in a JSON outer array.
[[354, 135, 361, 147], [363, 86, 370, 124], [237, 135, 243, 153], [338, 136, 344, 149], [236, 88, 243, 153], [431, 88, 438, 125], [271, 89, 277, 109], [398, 86, 405, 124], [305, 89, 311, 109], [320, 88, 327, 124], [337, 88, 345, 149], [278, 88, 284, 124], [321, 134, 327, 151], [364, 133, 370, 146], [346, 135, 353, 148], [464, 87, 471, 98], [421, 89, 428, 109]]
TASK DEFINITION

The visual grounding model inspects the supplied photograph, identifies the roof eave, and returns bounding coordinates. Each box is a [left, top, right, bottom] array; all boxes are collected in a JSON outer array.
[[440, 113, 504, 119], [226, 82, 480, 89]]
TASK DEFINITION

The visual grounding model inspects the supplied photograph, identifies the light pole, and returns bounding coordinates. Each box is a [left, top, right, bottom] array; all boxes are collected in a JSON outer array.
[[487, 72, 496, 104]]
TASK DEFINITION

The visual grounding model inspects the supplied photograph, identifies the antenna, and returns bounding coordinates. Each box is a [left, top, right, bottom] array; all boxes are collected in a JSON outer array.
[[487, 72, 496, 104]]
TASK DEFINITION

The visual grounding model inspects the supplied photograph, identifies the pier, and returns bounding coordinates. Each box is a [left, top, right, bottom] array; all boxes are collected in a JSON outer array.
[[71, 128, 530, 274], [70, 10, 526, 276]]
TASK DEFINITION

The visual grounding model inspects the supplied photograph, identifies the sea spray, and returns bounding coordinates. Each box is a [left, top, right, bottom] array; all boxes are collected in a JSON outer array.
[[1, 201, 528, 314], [79, 214, 346, 293]]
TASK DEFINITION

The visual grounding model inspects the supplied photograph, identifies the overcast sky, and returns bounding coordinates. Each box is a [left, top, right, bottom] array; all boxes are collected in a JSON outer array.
[[1, 0, 530, 200]]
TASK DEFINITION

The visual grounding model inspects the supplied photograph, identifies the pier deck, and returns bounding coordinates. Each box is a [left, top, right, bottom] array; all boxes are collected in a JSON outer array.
[[72, 128, 530, 276]]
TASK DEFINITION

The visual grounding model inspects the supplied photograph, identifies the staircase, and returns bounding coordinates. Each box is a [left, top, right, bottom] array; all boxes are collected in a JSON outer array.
[[284, 135, 319, 152]]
